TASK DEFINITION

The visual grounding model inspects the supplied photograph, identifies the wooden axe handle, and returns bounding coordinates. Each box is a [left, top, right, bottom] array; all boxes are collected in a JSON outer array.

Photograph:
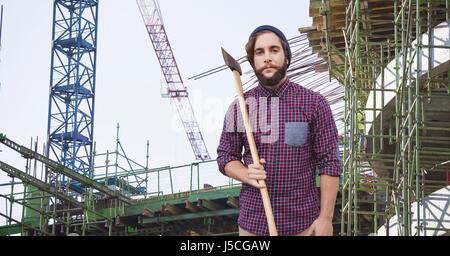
[[232, 70, 278, 236]]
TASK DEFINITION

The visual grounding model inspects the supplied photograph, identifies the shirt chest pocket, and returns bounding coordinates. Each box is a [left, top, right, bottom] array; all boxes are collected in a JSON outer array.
[[284, 122, 309, 146]]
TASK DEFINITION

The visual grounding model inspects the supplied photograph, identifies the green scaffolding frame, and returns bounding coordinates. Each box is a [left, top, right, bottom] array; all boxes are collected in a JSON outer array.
[[0, 134, 239, 236], [339, 0, 450, 236]]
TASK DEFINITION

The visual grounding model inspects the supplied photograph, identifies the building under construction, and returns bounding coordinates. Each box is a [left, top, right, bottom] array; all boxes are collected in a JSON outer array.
[[300, 0, 450, 235], [0, 0, 449, 236]]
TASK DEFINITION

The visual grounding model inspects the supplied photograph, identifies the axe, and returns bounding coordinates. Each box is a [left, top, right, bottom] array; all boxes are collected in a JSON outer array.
[[221, 47, 278, 236]]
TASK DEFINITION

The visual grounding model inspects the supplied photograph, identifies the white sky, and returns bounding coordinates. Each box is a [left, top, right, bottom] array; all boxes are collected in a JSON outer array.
[[0, 0, 312, 221]]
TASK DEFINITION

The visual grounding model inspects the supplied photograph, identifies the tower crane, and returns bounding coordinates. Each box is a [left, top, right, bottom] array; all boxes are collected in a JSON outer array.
[[47, 0, 99, 177], [136, 0, 210, 161]]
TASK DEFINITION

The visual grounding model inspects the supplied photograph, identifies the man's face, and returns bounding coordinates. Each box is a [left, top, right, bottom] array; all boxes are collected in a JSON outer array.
[[253, 32, 288, 88]]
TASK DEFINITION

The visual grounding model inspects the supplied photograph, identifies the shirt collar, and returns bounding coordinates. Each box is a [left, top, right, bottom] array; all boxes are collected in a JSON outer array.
[[257, 77, 292, 97]]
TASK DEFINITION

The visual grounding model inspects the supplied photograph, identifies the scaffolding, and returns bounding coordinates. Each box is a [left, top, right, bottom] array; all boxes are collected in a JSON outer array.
[[0, 133, 239, 236], [305, 0, 450, 235]]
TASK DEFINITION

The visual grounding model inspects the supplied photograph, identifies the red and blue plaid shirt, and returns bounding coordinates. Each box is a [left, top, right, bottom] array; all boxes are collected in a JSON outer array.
[[217, 79, 342, 235]]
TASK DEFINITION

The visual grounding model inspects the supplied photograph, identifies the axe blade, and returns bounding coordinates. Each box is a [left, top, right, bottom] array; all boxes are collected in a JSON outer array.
[[221, 47, 242, 75]]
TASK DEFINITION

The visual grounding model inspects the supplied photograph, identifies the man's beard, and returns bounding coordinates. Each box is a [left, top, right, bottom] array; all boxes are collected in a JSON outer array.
[[255, 62, 288, 89]]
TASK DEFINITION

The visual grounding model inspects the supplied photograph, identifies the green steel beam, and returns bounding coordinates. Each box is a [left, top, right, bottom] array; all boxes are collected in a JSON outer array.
[[140, 208, 239, 225], [128, 186, 239, 215], [185, 200, 201, 212], [0, 133, 131, 204], [162, 203, 184, 215], [226, 196, 239, 208], [0, 212, 53, 236], [95, 186, 241, 218], [0, 161, 110, 221], [198, 199, 222, 211], [0, 161, 84, 208], [0, 224, 21, 236]]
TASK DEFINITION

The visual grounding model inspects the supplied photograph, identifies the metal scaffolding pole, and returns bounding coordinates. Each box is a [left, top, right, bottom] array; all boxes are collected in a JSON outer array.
[[340, 0, 398, 236]]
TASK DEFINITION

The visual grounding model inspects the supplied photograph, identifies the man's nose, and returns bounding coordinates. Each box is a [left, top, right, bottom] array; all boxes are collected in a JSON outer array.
[[264, 52, 272, 63]]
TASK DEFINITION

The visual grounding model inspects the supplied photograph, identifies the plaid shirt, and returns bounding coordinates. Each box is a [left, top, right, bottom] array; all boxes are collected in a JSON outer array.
[[217, 79, 341, 235]]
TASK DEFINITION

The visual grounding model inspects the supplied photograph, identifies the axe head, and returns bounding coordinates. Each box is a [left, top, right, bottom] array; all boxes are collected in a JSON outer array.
[[221, 47, 242, 75]]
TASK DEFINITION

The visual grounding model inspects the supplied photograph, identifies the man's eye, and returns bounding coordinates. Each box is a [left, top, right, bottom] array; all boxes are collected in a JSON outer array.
[[255, 51, 263, 55]]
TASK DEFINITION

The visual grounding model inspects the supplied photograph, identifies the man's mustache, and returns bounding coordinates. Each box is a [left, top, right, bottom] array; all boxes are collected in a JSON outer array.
[[255, 65, 283, 73]]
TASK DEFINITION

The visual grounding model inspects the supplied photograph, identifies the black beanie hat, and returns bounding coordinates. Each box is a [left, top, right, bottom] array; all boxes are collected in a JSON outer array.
[[249, 25, 291, 67]]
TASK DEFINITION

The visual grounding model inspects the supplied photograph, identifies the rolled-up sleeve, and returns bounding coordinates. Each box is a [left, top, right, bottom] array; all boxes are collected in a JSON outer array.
[[312, 95, 342, 177], [217, 101, 244, 175]]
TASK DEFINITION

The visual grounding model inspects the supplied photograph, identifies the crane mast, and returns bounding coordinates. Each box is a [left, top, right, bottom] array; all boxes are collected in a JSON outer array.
[[136, 0, 210, 161]]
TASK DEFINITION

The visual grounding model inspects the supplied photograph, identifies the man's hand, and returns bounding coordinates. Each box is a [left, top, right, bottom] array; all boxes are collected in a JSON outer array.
[[304, 217, 333, 236], [245, 158, 266, 189]]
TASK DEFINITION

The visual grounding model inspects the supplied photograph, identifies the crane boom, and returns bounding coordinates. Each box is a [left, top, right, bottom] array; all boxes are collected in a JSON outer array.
[[136, 0, 210, 160]]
